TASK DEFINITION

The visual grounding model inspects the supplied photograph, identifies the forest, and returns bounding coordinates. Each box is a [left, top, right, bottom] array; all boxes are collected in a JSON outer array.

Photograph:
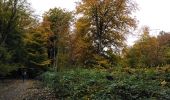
[[0, 0, 170, 99]]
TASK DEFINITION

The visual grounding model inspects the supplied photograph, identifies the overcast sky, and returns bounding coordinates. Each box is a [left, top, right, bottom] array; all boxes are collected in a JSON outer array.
[[28, 0, 170, 45]]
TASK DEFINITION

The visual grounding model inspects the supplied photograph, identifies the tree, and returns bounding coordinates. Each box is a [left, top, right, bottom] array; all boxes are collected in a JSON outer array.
[[74, 0, 137, 67], [157, 32, 170, 64], [126, 27, 169, 67], [24, 26, 50, 69], [0, 0, 36, 75], [76, 0, 137, 53], [0, 0, 34, 46], [70, 17, 93, 66], [0, 46, 13, 76], [43, 8, 72, 70]]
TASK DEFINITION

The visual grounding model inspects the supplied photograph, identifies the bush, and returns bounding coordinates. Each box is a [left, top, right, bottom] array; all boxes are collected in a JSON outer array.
[[42, 68, 170, 100], [0, 46, 19, 76], [0, 62, 20, 76]]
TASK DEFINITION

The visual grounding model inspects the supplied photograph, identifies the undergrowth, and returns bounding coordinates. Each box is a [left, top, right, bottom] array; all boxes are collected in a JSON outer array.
[[42, 66, 170, 100]]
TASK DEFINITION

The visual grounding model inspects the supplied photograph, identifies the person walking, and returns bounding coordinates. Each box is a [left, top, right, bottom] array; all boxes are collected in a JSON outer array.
[[22, 70, 27, 82]]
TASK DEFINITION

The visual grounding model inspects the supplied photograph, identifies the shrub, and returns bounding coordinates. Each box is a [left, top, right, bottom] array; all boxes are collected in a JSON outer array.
[[42, 68, 170, 99]]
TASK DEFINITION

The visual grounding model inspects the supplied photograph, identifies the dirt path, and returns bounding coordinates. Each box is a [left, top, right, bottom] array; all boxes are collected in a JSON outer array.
[[0, 79, 57, 100]]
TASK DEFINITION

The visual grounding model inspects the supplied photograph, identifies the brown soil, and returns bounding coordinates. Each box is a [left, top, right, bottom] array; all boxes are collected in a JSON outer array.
[[0, 79, 57, 100]]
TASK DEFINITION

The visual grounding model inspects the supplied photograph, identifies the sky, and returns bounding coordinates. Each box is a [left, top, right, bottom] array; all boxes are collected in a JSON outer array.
[[29, 0, 78, 16], [28, 0, 170, 45]]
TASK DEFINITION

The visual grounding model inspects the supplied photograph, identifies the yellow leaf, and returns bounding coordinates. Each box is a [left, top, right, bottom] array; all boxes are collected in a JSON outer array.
[[161, 80, 167, 86]]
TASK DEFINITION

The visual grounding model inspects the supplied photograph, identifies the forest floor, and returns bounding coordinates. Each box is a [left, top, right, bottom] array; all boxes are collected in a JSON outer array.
[[0, 79, 57, 100]]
